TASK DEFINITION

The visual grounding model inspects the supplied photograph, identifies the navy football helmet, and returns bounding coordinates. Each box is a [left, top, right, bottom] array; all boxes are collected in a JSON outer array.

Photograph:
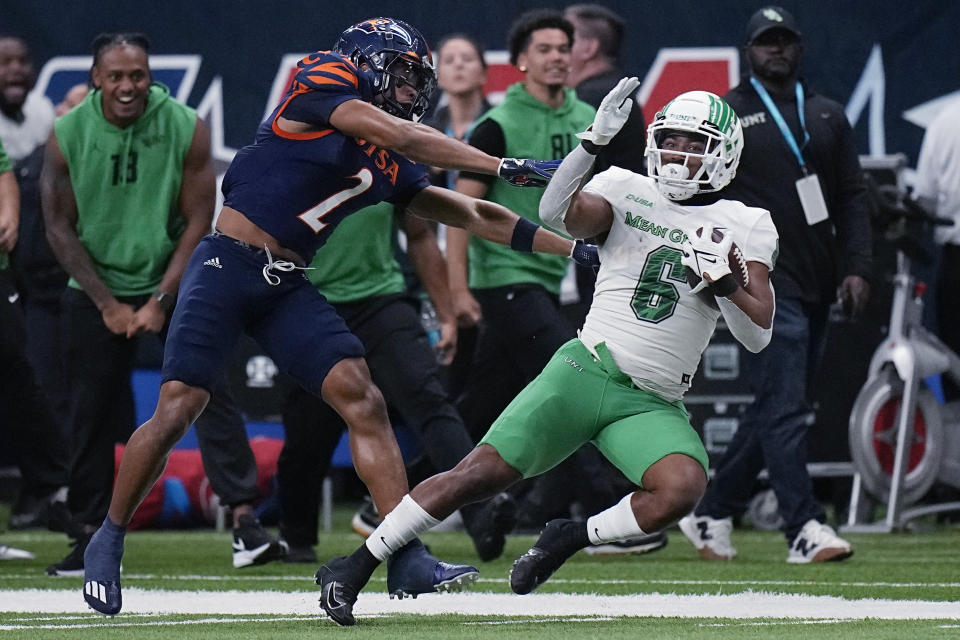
[[334, 18, 437, 120]]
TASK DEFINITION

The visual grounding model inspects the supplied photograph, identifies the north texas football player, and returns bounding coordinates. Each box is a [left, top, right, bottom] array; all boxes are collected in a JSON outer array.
[[313, 81, 777, 624]]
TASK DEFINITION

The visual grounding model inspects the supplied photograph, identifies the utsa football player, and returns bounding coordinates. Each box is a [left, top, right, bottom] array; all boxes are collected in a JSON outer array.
[[81, 17, 596, 617]]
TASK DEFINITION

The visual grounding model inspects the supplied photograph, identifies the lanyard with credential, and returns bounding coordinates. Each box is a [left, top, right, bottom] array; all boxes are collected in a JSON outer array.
[[749, 76, 810, 175]]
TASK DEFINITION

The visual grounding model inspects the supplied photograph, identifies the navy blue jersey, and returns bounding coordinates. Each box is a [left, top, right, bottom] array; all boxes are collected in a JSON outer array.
[[222, 51, 430, 263]]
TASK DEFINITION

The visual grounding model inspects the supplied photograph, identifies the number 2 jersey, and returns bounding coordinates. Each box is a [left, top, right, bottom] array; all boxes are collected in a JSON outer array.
[[221, 51, 430, 264], [578, 168, 779, 402]]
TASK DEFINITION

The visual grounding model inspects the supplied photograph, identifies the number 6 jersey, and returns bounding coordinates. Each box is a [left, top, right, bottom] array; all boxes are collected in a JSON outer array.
[[578, 167, 779, 402]]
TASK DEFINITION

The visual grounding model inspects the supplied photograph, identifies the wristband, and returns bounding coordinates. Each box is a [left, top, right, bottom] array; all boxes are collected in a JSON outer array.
[[154, 290, 175, 315], [510, 217, 539, 253], [580, 139, 601, 155]]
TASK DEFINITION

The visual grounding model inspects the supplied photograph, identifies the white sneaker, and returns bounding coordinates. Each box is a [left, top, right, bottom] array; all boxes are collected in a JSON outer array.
[[787, 519, 853, 564], [0, 544, 35, 560], [678, 514, 736, 560]]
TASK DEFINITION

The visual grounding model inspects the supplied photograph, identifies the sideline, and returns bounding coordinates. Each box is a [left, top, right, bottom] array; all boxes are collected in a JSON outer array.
[[2, 588, 959, 620]]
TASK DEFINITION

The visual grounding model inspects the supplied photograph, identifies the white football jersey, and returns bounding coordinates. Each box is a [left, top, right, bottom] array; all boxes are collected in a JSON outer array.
[[578, 168, 779, 401]]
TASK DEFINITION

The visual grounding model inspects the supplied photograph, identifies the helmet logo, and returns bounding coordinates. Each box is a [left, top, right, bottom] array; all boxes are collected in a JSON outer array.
[[762, 8, 784, 22], [386, 23, 413, 46], [361, 18, 414, 47]]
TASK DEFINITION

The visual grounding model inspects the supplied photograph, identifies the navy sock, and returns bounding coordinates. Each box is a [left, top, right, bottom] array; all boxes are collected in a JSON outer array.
[[84, 516, 126, 581]]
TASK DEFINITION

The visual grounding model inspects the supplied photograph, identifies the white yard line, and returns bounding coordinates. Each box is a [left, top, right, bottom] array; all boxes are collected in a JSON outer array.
[[1, 589, 959, 621]]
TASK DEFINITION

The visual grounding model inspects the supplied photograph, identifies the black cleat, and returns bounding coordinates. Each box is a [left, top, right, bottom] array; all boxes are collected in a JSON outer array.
[[464, 492, 518, 562], [386, 539, 478, 599], [232, 514, 288, 568], [46, 533, 91, 577], [510, 519, 585, 595], [316, 556, 361, 626]]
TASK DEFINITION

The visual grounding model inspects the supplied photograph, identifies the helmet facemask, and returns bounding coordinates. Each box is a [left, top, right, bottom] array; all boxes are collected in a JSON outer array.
[[369, 51, 436, 121], [645, 91, 743, 201], [334, 18, 438, 121]]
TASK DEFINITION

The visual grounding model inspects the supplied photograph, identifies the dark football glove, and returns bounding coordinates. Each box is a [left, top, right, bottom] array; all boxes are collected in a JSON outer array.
[[497, 158, 562, 188], [569, 239, 600, 273]]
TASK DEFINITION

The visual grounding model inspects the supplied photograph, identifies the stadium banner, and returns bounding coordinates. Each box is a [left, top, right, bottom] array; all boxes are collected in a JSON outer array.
[[10, 0, 959, 172]]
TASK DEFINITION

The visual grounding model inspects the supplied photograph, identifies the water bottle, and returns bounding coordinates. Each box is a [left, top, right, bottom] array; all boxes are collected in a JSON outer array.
[[420, 299, 441, 348]]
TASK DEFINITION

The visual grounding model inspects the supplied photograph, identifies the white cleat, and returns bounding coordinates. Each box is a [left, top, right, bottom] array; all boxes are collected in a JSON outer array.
[[787, 519, 853, 564], [678, 514, 736, 560], [0, 544, 34, 560]]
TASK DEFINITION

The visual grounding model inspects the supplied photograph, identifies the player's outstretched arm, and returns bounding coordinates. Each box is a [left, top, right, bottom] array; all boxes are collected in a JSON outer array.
[[538, 78, 640, 239], [406, 185, 574, 257], [538, 144, 613, 240], [327, 99, 555, 187], [329, 99, 500, 175]]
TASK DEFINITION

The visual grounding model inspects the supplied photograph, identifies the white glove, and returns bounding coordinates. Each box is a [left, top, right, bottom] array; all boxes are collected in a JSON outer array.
[[681, 224, 733, 294], [576, 76, 640, 146]]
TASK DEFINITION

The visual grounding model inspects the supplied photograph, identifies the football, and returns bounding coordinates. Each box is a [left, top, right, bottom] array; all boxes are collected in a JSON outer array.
[[684, 226, 750, 294]]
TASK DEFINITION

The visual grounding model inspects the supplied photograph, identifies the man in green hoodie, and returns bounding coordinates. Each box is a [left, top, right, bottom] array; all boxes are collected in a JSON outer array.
[[448, 10, 595, 447], [40, 33, 285, 575]]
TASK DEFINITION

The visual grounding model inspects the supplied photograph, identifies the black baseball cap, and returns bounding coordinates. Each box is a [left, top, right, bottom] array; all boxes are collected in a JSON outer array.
[[744, 6, 801, 44]]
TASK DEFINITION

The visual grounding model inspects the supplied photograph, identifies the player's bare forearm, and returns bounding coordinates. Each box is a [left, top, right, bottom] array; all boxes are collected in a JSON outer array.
[[330, 99, 499, 174], [468, 199, 573, 257], [724, 262, 774, 329], [402, 122, 500, 174], [408, 186, 573, 257]]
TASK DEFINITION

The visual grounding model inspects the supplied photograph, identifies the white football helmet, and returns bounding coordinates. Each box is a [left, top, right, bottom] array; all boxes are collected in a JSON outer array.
[[645, 91, 744, 200]]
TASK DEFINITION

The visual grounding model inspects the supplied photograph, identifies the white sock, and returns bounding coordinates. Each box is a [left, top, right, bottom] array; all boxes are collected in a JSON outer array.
[[586, 493, 646, 544], [364, 495, 440, 561]]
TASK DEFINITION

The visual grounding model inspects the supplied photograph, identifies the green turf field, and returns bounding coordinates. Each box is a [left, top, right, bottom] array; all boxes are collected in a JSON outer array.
[[2, 504, 959, 638]]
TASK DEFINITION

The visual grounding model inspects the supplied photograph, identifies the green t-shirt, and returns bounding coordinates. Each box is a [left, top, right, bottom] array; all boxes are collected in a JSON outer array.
[[469, 83, 595, 293], [54, 83, 196, 296], [307, 201, 405, 303], [0, 140, 10, 270]]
